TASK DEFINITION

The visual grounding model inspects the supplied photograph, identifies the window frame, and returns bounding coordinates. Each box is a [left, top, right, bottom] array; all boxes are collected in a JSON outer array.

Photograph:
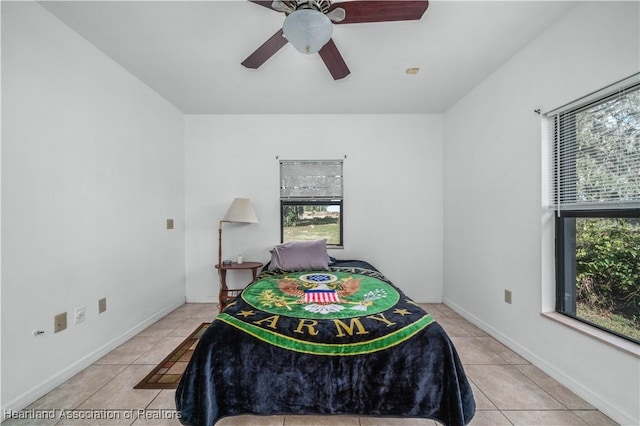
[[279, 159, 344, 247], [550, 74, 640, 345]]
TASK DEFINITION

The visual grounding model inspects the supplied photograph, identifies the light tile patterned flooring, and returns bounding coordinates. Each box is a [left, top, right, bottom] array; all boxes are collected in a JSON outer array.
[[3, 304, 618, 426]]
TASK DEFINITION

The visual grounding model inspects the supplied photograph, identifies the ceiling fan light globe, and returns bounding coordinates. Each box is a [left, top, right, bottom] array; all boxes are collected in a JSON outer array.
[[282, 9, 333, 54]]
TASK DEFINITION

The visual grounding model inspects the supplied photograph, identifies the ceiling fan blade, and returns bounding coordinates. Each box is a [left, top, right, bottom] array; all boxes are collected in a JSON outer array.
[[241, 29, 288, 69], [248, 0, 279, 11], [318, 39, 350, 80], [330, 1, 429, 24], [270, 0, 295, 13]]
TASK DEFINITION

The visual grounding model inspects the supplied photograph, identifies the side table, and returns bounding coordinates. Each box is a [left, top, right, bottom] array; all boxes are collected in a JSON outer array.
[[215, 261, 263, 310]]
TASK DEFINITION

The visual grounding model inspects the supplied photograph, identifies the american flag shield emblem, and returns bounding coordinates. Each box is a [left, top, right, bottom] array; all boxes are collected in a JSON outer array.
[[304, 289, 339, 304]]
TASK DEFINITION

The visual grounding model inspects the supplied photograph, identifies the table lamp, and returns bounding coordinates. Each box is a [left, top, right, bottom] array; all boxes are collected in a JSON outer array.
[[218, 198, 259, 266]]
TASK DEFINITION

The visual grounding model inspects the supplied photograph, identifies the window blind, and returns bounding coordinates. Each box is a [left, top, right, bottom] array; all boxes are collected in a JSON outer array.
[[280, 160, 343, 200], [548, 73, 640, 212]]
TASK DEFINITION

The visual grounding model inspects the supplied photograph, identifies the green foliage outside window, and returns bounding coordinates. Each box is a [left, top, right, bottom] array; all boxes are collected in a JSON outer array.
[[281, 203, 342, 245], [576, 218, 640, 339], [282, 205, 304, 227]]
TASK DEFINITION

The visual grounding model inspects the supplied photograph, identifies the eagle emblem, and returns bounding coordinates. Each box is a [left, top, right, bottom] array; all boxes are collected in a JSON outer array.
[[273, 273, 384, 314]]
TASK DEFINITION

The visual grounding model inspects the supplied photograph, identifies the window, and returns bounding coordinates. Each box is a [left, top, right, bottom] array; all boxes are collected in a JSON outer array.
[[279, 160, 343, 246], [549, 73, 640, 344]]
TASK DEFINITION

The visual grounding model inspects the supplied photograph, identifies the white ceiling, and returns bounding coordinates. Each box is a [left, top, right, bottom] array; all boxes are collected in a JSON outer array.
[[39, 0, 576, 114]]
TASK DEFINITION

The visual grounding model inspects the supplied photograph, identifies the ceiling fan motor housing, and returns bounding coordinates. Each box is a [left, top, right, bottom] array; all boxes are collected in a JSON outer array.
[[309, 0, 332, 14], [285, 0, 331, 14]]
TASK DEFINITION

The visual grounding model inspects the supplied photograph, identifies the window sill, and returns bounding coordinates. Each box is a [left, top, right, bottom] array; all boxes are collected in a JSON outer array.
[[541, 312, 640, 358]]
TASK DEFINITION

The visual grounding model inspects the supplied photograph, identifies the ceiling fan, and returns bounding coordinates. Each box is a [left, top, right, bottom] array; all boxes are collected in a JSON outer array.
[[241, 0, 429, 80]]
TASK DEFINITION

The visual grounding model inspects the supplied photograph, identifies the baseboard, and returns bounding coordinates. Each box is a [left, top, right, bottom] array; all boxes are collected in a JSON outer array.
[[1, 298, 185, 419], [442, 297, 636, 426]]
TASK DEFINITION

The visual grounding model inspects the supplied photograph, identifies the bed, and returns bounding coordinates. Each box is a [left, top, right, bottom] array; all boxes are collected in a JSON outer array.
[[176, 241, 476, 426]]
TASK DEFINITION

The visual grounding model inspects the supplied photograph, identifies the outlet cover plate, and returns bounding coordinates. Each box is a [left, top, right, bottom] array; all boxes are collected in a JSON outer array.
[[98, 298, 107, 314], [74, 306, 86, 324], [504, 289, 512, 304]]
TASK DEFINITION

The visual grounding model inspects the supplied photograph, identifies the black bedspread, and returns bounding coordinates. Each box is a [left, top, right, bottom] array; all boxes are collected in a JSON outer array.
[[176, 261, 475, 425]]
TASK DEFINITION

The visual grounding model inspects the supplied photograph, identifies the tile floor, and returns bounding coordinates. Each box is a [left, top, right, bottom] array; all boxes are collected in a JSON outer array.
[[2, 303, 619, 426]]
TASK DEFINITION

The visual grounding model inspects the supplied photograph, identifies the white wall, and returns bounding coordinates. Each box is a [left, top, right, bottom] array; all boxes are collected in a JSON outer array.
[[185, 114, 443, 303], [1, 2, 186, 411], [443, 2, 640, 425]]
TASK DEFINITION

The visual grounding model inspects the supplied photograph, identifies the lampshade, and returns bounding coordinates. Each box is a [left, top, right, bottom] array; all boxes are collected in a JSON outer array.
[[282, 9, 333, 54], [222, 198, 259, 224]]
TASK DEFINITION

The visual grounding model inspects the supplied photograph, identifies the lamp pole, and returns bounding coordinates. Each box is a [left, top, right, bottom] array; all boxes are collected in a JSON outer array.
[[218, 220, 224, 267]]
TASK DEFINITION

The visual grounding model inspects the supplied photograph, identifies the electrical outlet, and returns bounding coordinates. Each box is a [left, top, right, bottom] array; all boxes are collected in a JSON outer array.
[[74, 306, 86, 324], [54, 312, 67, 333], [98, 298, 107, 314], [504, 289, 512, 304], [166, 218, 174, 230]]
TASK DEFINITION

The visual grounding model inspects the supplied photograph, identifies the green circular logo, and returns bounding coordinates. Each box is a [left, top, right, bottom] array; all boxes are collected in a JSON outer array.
[[241, 271, 400, 319]]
